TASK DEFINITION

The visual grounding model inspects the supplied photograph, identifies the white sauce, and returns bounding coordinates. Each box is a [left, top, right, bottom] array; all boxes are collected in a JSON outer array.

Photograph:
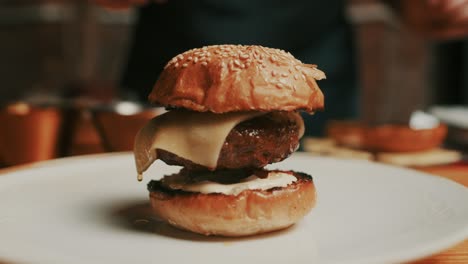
[[162, 171, 297, 195]]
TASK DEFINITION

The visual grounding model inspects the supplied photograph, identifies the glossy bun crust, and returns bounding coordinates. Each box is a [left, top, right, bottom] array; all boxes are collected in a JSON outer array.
[[148, 171, 316, 236], [149, 45, 325, 113]]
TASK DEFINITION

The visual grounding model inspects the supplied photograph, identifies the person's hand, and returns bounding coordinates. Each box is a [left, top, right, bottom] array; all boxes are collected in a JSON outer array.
[[91, 0, 167, 9], [403, 0, 468, 40]]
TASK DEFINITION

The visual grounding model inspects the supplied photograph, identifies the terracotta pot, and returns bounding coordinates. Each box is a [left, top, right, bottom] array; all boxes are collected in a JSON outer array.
[[0, 103, 63, 165]]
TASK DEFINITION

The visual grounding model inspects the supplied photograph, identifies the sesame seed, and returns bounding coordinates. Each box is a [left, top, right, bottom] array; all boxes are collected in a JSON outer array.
[[294, 74, 299, 80], [281, 73, 288, 77], [240, 54, 249, 59], [241, 64, 245, 69], [271, 70, 277, 77], [193, 57, 198, 63], [295, 65, 301, 70], [201, 61, 208, 66], [302, 74, 306, 80], [187, 56, 193, 61], [174, 63, 179, 68], [234, 60, 241, 66], [182, 63, 188, 67]]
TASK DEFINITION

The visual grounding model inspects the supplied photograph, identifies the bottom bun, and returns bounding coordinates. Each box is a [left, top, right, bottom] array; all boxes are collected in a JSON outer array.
[[148, 171, 316, 236]]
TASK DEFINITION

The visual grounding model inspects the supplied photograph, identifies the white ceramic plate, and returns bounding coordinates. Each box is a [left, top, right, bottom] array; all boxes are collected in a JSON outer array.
[[0, 153, 467, 264]]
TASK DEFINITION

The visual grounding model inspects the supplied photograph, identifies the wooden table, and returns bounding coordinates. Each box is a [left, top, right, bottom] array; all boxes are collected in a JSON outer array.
[[410, 162, 468, 263]]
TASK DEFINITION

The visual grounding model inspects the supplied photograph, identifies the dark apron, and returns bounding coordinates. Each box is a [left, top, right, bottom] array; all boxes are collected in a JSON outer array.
[[122, 0, 357, 136]]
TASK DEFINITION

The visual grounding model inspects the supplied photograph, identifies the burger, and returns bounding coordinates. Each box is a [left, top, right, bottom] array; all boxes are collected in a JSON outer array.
[[133, 45, 325, 236]]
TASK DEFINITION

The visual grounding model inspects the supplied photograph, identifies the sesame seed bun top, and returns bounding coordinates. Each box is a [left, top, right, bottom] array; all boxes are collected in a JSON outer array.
[[149, 45, 325, 113]]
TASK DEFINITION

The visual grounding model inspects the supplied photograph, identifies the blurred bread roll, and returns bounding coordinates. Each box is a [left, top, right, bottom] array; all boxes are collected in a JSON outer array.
[[376, 148, 462, 167], [302, 137, 373, 160]]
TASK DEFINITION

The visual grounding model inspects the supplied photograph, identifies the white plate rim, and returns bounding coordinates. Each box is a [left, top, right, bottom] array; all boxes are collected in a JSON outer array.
[[0, 152, 467, 264]]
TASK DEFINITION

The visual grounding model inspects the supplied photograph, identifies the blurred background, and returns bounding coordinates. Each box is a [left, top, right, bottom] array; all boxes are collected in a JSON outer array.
[[0, 0, 467, 167]]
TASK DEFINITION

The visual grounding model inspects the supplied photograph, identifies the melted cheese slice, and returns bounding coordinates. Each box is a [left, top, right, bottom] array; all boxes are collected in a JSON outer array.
[[134, 110, 262, 180], [162, 171, 297, 195]]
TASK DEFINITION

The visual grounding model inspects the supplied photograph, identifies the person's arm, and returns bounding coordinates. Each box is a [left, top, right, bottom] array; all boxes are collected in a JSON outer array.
[[402, 0, 468, 40]]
